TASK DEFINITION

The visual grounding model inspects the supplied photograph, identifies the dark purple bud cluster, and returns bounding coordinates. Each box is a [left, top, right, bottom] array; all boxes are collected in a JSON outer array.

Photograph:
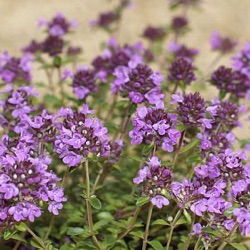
[[0, 52, 32, 84], [212, 100, 239, 130], [72, 68, 98, 100], [92, 11, 120, 29], [134, 156, 172, 208], [67, 46, 82, 57], [129, 105, 181, 152], [210, 32, 237, 54], [168, 57, 196, 85], [168, 42, 199, 61], [142, 26, 166, 41], [171, 16, 188, 32], [22, 13, 78, 58], [54, 105, 110, 167], [175, 92, 207, 127], [211, 66, 250, 98], [42, 36, 64, 57]]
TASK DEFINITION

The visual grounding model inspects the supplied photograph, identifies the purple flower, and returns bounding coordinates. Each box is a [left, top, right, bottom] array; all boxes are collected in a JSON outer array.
[[0, 139, 66, 227], [150, 195, 169, 209], [54, 105, 110, 167], [232, 42, 250, 79], [0, 52, 32, 84], [42, 36, 64, 57], [134, 156, 172, 209], [112, 63, 164, 105], [190, 223, 202, 236], [210, 32, 237, 54], [129, 105, 180, 151], [72, 68, 98, 100]]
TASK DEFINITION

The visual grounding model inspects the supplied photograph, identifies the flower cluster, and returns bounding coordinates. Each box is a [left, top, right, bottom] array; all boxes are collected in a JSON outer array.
[[129, 105, 180, 152], [54, 105, 110, 167], [170, 16, 188, 33], [0, 86, 37, 130], [210, 32, 237, 54], [72, 67, 98, 100], [92, 39, 145, 82], [0, 52, 32, 84], [211, 66, 250, 98], [0, 134, 66, 227], [112, 63, 164, 104], [134, 156, 172, 208], [168, 58, 196, 86], [232, 42, 250, 79], [142, 26, 166, 42], [172, 92, 208, 128], [168, 42, 199, 61], [23, 13, 78, 58]]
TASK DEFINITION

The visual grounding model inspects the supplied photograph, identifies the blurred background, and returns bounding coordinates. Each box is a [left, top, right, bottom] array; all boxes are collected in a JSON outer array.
[[0, 0, 249, 135], [1, 0, 250, 67]]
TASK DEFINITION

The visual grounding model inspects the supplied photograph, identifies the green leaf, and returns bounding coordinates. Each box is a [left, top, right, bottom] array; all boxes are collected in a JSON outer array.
[[152, 219, 169, 226], [148, 240, 164, 250], [53, 56, 62, 68], [30, 239, 44, 249], [11, 233, 27, 243], [142, 143, 154, 155], [219, 90, 227, 100], [183, 209, 192, 224], [67, 227, 84, 236], [90, 196, 102, 209], [176, 217, 187, 226], [15, 222, 27, 232], [136, 197, 149, 207], [129, 231, 144, 239], [229, 243, 248, 250], [180, 139, 199, 154], [202, 227, 222, 237], [3, 230, 16, 240], [93, 220, 112, 231], [128, 155, 143, 162]]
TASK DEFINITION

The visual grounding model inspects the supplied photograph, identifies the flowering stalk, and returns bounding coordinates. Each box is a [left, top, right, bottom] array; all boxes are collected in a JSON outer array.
[[218, 222, 239, 250], [165, 209, 182, 250], [26, 225, 48, 250], [142, 203, 154, 250], [117, 206, 142, 240], [84, 160, 102, 250], [172, 129, 186, 168]]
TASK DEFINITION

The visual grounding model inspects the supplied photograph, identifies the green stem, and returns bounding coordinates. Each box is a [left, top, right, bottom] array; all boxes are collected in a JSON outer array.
[[26, 225, 47, 250], [92, 167, 103, 194], [194, 235, 202, 250], [172, 130, 186, 169], [117, 206, 141, 240], [217, 222, 239, 250], [142, 203, 154, 250], [84, 160, 102, 250], [165, 209, 182, 250], [57, 67, 65, 106], [43, 216, 55, 241]]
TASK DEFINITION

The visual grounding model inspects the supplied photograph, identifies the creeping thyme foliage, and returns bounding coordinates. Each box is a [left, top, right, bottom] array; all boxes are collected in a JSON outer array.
[[0, 2, 250, 250]]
